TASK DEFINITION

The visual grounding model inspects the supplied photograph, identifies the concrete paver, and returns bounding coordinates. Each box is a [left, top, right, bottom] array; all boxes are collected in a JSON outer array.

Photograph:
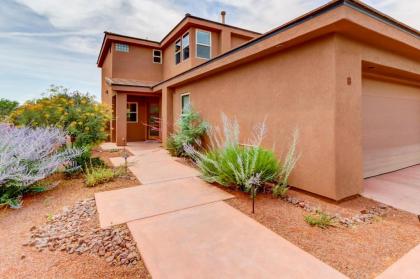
[[95, 177, 234, 228], [128, 201, 347, 279], [377, 244, 420, 279], [363, 165, 420, 214]]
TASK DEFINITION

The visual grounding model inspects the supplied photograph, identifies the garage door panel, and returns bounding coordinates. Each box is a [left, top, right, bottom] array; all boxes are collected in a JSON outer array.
[[363, 78, 420, 178]]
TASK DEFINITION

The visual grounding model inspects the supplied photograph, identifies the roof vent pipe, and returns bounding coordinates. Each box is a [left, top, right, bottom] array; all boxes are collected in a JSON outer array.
[[221, 11, 226, 24]]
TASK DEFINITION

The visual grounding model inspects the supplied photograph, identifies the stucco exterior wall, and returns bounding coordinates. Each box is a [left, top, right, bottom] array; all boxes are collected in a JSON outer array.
[[168, 33, 419, 200], [172, 35, 338, 199], [101, 49, 113, 106], [231, 34, 250, 49], [112, 43, 162, 82]]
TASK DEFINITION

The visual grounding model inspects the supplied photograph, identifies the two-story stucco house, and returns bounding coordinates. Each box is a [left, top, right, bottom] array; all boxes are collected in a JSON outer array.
[[97, 0, 420, 201]]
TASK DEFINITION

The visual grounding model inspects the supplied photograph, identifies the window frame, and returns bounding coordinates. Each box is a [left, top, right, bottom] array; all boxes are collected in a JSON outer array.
[[152, 49, 162, 64], [175, 39, 182, 64], [180, 93, 190, 114], [127, 102, 138, 123], [195, 29, 211, 60], [115, 43, 129, 53], [181, 32, 190, 61]]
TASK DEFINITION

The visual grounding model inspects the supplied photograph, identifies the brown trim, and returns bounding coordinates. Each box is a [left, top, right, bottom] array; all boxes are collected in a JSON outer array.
[[104, 31, 160, 44]]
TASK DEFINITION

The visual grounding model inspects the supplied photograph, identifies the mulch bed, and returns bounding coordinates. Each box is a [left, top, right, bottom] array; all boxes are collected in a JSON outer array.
[[0, 150, 150, 279], [222, 186, 420, 279]]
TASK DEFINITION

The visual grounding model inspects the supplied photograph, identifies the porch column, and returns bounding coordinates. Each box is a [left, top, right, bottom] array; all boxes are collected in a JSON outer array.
[[110, 94, 116, 143], [115, 93, 127, 146], [161, 86, 173, 146]]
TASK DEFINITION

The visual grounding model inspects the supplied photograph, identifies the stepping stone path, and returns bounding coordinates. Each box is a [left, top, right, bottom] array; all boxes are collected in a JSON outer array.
[[96, 142, 347, 278]]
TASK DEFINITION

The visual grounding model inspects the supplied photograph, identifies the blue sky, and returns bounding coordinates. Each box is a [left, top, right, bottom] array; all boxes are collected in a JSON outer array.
[[0, 0, 419, 103]]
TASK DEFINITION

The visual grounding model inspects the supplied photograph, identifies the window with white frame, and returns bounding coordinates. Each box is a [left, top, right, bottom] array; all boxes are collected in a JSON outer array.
[[116, 43, 129, 52], [153, 49, 162, 64], [196, 30, 211, 59], [175, 39, 181, 64], [181, 94, 190, 113], [182, 32, 190, 60], [127, 102, 138, 122]]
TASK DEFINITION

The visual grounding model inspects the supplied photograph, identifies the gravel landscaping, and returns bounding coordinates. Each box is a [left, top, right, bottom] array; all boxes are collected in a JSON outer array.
[[223, 186, 420, 279], [0, 149, 150, 279], [25, 198, 140, 267]]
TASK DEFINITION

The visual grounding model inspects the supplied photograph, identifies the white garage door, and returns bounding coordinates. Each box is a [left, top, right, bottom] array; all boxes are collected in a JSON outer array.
[[363, 78, 420, 178]]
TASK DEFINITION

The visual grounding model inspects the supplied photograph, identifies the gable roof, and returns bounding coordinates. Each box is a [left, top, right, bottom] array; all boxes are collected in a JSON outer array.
[[97, 13, 261, 67], [151, 0, 419, 90]]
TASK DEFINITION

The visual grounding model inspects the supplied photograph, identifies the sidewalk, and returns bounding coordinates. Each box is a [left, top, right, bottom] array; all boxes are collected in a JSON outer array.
[[96, 142, 347, 278]]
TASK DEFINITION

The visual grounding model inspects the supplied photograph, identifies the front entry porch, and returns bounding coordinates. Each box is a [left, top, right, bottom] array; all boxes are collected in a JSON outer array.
[[111, 91, 161, 145]]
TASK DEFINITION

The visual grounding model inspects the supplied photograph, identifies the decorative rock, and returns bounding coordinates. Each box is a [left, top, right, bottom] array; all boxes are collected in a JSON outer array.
[[26, 197, 140, 266], [280, 194, 390, 228]]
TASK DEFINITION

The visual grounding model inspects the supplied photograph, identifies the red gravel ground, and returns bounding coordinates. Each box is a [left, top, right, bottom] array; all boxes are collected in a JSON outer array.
[[223, 187, 420, 279], [0, 150, 150, 279]]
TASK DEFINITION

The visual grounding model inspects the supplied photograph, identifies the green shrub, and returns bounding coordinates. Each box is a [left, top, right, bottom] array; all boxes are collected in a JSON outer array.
[[166, 107, 208, 157], [10, 85, 111, 147], [84, 166, 122, 187], [272, 184, 289, 198], [64, 147, 106, 177], [186, 114, 280, 194], [272, 129, 300, 197], [196, 145, 280, 192], [0, 98, 18, 121], [304, 211, 334, 229]]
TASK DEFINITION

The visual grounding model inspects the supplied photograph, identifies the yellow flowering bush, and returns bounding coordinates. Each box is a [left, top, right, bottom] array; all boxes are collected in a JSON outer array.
[[10, 85, 111, 147]]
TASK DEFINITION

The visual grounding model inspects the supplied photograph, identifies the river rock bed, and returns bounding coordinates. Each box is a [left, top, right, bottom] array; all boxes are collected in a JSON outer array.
[[24, 198, 140, 266]]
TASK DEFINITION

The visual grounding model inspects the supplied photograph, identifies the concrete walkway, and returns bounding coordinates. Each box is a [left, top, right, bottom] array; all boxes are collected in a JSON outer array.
[[96, 142, 346, 278], [363, 165, 420, 215], [377, 244, 420, 279]]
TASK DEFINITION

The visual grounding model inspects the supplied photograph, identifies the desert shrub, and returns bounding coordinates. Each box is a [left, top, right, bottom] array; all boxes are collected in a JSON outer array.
[[10, 85, 111, 147], [193, 145, 280, 192], [272, 130, 300, 197], [64, 147, 106, 177], [166, 107, 208, 157], [304, 210, 335, 229], [0, 98, 19, 121], [0, 124, 81, 208], [186, 114, 280, 193], [84, 166, 123, 187], [272, 184, 289, 198]]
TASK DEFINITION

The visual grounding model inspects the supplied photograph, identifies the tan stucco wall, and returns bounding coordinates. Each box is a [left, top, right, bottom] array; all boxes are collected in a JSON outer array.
[[167, 32, 419, 200], [231, 34, 250, 49], [172, 35, 339, 199], [112, 43, 162, 82], [101, 49, 113, 106]]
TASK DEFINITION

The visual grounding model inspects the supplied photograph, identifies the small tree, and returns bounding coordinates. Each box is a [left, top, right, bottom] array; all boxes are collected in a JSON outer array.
[[10, 85, 111, 147], [0, 98, 19, 121]]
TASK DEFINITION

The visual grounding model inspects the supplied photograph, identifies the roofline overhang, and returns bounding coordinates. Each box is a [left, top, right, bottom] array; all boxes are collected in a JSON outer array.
[[150, 0, 419, 90], [97, 13, 262, 67]]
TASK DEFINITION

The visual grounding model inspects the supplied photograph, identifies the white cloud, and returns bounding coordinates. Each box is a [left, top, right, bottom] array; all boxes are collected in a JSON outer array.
[[1, 0, 418, 103]]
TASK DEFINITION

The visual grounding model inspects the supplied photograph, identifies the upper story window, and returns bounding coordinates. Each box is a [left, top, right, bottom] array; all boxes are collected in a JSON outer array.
[[182, 32, 190, 60], [175, 39, 181, 64], [153, 49, 162, 64], [196, 30, 211, 59], [116, 43, 129, 52]]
